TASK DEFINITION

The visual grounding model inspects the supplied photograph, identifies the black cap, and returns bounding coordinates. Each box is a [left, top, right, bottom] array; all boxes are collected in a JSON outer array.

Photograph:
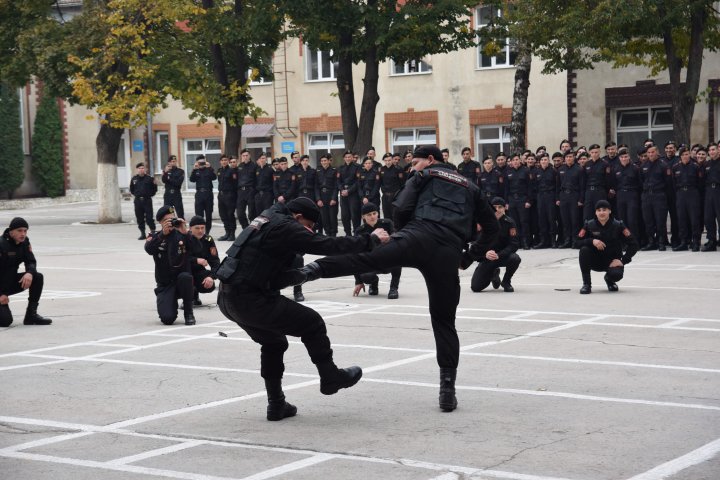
[[664, 140, 677, 148], [595, 200, 611, 210], [189, 215, 205, 227], [287, 197, 320, 223], [618, 148, 629, 156], [588, 144, 601, 150], [196, 154, 205, 160], [552, 151, 563, 159], [9, 217, 29, 230], [135, 162, 145, 168], [413, 145, 444, 162], [155, 205, 176, 221], [491, 197, 506, 207], [361, 203, 379, 215]]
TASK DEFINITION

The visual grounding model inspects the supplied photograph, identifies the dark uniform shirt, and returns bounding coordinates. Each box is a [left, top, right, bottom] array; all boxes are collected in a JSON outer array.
[[672, 162, 702, 190], [189, 167, 217, 191], [534, 166, 558, 196], [357, 168, 380, 199], [145, 229, 194, 287], [295, 167, 317, 198], [316, 165, 338, 200], [612, 162, 642, 191], [0, 229, 37, 295], [237, 161, 257, 190], [479, 168, 504, 199], [191, 234, 220, 279], [273, 170, 297, 200], [488, 214, 520, 261], [161, 167, 185, 193], [379, 165, 404, 194], [584, 159, 611, 188], [130, 175, 157, 198], [577, 218, 639, 264], [557, 163, 584, 192], [217, 166, 238, 193], [255, 164, 274, 193], [457, 160, 481, 185], [505, 165, 533, 204], [706, 158, 720, 186], [337, 162, 361, 194], [640, 160, 672, 192]]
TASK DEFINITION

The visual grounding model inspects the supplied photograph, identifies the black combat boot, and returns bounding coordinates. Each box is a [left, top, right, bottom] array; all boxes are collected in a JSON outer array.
[[439, 368, 457, 412], [317, 361, 362, 395], [217, 232, 230, 241], [138, 228, 146, 240], [491, 268, 501, 289], [193, 291, 202, 306], [293, 285, 305, 302], [227, 231, 236, 241], [672, 242, 688, 252], [23, 303, 52, 325], [265, 378, 297, 421], [641, 242, 658, 251], [368, 281, 379, 296], [701, 240, 717, 252], [579, 284, 592, 294], [604, 274, 619, 292], [387, 278, 399, 299], [184, 309, 196, 326]]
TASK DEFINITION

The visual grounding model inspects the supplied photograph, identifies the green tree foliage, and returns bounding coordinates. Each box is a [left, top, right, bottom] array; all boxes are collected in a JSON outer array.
[[0, 84, 25, 198], [32, 94, 64, 197], [282, 0, 478, 155]]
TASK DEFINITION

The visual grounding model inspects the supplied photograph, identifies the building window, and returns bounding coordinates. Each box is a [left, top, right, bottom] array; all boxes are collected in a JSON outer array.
[[244, 136, 272, 160], [390, 128, 437, 155], [390, 59, 432, 76], [155, 131, 169, 173], [615, 107, 673, 150], [475, 125, 510, 160], [475, 5, 517, 69], [306, 132, 345, 167], [248, 64, 272, 85], [306, 48, 335, 81], [184, 138, 222, 191]]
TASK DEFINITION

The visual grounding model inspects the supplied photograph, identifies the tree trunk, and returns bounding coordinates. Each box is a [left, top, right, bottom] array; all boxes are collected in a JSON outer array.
[[225, 125, 242, 157], [336, 32, 359, 154], [96, 123, 123, 223], [509, 45, 531, 154], [355, 48, 380, 158]]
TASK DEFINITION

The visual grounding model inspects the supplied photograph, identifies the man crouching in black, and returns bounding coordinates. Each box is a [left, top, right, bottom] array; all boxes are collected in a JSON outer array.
[[216, 197, 389, 421], [577, 200, 639, 294]]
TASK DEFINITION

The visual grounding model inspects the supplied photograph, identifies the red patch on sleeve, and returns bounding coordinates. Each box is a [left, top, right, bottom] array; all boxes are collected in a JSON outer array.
[[210, 247, 217, 256], [578, 228, 586, 238], [623, 228, 631, 237], [509, 227, 517, 237]]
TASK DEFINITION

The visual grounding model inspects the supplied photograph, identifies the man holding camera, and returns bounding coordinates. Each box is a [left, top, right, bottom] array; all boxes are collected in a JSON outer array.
[[189, 155, 217, 234], [145, 206, 196, 325]]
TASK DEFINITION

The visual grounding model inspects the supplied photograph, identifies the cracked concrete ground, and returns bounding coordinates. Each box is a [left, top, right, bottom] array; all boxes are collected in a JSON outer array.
[[0, 200, 719, 480]]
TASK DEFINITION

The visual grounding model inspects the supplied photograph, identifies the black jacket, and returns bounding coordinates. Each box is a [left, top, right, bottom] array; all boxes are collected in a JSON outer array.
[[145, 229, 194, 287], [0, 229, 37, 295], [487, 214, 520, 261], [190, 234, 221, 280], [576, 217, 639, 265]]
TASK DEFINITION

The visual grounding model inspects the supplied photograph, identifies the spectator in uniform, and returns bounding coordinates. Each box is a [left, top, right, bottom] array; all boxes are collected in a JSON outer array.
[[0, 218, 52, 327], [612, 148, 642, 240], [533, 153, 558, 248], [504, 154, 533, 250], [189, 155, 216, 234], [577, 200, 639, 294], [295, 155, 317, 206], [236, 149, 257, 229], [352, 203, 401, 299], [663, 141, 680, 247], [161, 155, 185, 219], [582, 144, 611, 220], [272, 157, 296, 204], [702, 143, 720, 251], [216, 155, 238, 241], [188, 215, 219, 305], [457, 147, 480, 186], [379, 153, 404, 219], [316, 154, 339, 237], [469, 197, 521, 292], [358, 157, 381, 208], [337, 151, 362, 235], [639, 145, 672, 251], [556, 150, 584, 248], [495, 152, 508, 176], [145, 206, 196, 325], [479, 155, 504, 202], [130, 162, 158, 240], [672, 147, 703, 251], [254, 153, 275, 215]]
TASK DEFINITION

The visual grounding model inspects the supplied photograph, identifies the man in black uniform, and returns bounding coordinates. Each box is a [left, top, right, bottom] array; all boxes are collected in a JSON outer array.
[[379, 153, 404, 219], [189, 155, 217, 233], [479, 155, 504, 201], [639, 145, 672, 251], [188, 215, 219, 305], [161, 155, 185, 219], [358, 157, 381, 208], [468, 197, 521, 292], [0, 218, 52, 327], [533, 154, 558, 248], [295, 155, 317, 204], [612, 148, 642, 240], [273, 157, 296, 204], [504, 154, 533, 249], [216, 197, 390, 421], [702, 143, 720, 251], [582, 144, 611, 220], [145, 206, 196, 325], [236, 149, 257, 229], [337, 151, 362, 235], [130, 162, 158, 239], [672, 147, 703, 251], [556, 150, 584, 248], [293, 146, 499, 412], [457, 147, 480, 186], [217, 155, 238, 241], [352, 203, 401, 299], [254, 153, 274, 214], [662, 141, 680, 247], [316, 154, 339, 236], [577, 200, 639, 294]]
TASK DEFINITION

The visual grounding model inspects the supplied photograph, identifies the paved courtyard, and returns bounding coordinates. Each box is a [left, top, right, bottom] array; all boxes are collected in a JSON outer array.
[[1, 200, 719, 480]]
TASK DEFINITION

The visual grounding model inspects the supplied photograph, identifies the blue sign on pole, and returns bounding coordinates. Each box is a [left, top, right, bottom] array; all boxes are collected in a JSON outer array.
[[281, 142, 295, 153], [132, 140, 144, 152]]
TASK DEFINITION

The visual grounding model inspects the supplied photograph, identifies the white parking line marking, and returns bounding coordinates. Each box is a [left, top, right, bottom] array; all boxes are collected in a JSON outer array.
[[238, 453, 335, 480], [109, 440, 206, 466], [626, 436, 720, 480]]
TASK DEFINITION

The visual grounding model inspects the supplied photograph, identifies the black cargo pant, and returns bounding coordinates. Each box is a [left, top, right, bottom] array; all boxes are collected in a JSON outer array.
[[134, 197, 156, 232], [507, 194, 530, 244], [641, 191, 668, 246], [163, 190, 184, 219], [194, 190, 214, 233], [318, 196, 338, 237], [579, 247, 624, 286], [254, 190, 274, 216], [154, 272, 194, 325], [236, 187, 256, 229], [676, 187, 701, 244], [217, 191, 237, 234], [470, 254, 521, 292], [218, 284, 334, 379], [0, 272, 44, 327], [536, 191, 557, 242], [583, 186, 607, 220], [558, 191, 582, 242], [316, 232, 462, 369], [356, 267, 402, 290], [616, 190, 641, 237], [340, 194, 361, 236], [381, 191, 397, 219], [704, 185, 720, 242]]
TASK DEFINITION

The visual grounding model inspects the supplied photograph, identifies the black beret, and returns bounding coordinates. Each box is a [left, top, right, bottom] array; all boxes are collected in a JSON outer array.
[[287, 197, 320, 223], [135, 162, 145, 168], [491, 197, 506, 207], [189, 216, 205, 227], [618, 148, 629, 156], [664, 140, 677, 147], [552, 151, 563, 159], [595, 200, 611, 210], [155, 205, 176, 221], [577, 152, 589, 159], [361, 203, 379, 215], [588, 144, 601, 150], [413, 145, 444, 162], [9, 217, 29, 230]]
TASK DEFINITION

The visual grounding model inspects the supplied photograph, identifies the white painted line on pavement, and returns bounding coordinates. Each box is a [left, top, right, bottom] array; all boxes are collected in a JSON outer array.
[[626, 436, 720, 480], [109, 440, 206, 466], [238, 453, 335, 480]]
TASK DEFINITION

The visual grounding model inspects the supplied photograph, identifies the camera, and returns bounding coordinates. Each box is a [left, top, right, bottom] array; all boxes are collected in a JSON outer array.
[[171, 218, 183, 228], [198, 160, 207, 166]]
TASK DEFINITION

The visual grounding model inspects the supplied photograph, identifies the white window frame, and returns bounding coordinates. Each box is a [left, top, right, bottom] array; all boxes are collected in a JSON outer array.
[[184, 138, 222, 191], [615, 106, 674, 146], [244, 136, 272, 160], [306, 132, 345, 167], [155, 131, 169, 173], [248, 68, 272, 86], [475, 5, 516, 70], [390, 127, 437, 154], [475, 124, 511, 159], [305, 47, 336, 82], [389, 58, 432, 76]]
